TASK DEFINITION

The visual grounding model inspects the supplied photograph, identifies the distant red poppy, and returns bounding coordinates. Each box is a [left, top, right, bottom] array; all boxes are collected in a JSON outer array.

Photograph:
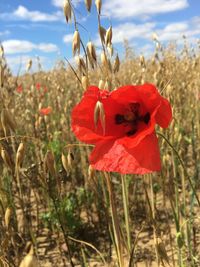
[[16, 85, 23, 93], [36, 83, 41, 90], [72, 84, 172, 174], [39, 106, 52, 116], [43, 86, 48, 93]]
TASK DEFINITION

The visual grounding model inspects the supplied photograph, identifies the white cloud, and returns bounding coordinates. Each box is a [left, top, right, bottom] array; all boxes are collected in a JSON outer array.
[[0, 30, 10, 37], [157, 19, 200, 42], [103, 0, 188, 20], [63, 34, 73, 43], [2, 40, 58, 54], [52, 0, 81, 8], [0, 5, 62, 22], [112, 22, 155, 44]]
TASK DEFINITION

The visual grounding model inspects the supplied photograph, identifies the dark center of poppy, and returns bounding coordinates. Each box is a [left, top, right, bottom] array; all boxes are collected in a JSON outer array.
[[115, 103, 150, 136]]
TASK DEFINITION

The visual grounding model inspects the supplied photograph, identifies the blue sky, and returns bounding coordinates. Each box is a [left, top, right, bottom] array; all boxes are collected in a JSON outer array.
[[0, 0, 200, 74]]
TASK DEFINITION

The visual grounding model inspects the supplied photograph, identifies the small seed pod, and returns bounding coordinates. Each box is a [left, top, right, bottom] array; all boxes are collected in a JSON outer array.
[[99, 26, 106, 44], [81, 75, 89, 90], [72, 30, 80, 56], [113, 54, 120, 73], [5, 207, 12, 229], [26, 59, 32, 72], [63, 0, 72, 22], [44, 150, 56, 177], [105, 26, 112, 47], [86, 42, 97, 68], [95, 0, 102, 14], [85, 0, 92, 12]]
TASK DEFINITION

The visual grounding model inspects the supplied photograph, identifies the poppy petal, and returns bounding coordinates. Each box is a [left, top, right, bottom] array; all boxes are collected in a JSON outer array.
[[71, 86, 109, 144], [90, 132, 161, 174], [155, 97, 173, 128]]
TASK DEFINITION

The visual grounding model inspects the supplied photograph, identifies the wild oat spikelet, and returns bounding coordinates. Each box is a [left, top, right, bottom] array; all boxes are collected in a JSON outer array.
[[94, 101, 105, 134], [4, 207, 12, 229], [101, 51, 108, 68], [76, 56, 87, 74], [44, 150, 56, 177], [19, 244, 38, 267], [95, 0, 102, 14], [63, 0, 72, 22], [15, 142, 25, 172], [105, 26, 112, 47], [72, 30, 80, 56], [0, 44, 4, 57], [98, 79, 105, 89], [61, 152, 68, 173], [113, 54, 120, 73], [81, 75, 89, 90], [0, 65, 4, 88], [86, 41, 97, 68], [85, 0, 92, 12], [26, 59, 32, 72], [1, 148, 14, 172], [99, 26, 106, 44]]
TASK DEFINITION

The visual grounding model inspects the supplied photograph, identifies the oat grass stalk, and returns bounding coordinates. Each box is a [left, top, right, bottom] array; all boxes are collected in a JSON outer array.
[[104, 172, 124, 267], [121, 174, 131, 254]]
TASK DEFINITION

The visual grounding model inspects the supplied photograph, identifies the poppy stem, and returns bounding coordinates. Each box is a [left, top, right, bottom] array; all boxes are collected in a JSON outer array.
[[157, 132, 200, 208]]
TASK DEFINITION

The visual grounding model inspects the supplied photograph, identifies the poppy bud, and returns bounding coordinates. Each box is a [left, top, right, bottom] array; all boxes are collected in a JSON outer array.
[[63, 0, 72, 22], [72, 30, 80, 56]]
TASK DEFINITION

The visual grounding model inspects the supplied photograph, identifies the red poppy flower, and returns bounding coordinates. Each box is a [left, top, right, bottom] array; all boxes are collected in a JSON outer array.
[[16, 85, 23, 93], [39, 106, 52, 116], [71, 84, 172, 174], [36, 83, 41, 90]]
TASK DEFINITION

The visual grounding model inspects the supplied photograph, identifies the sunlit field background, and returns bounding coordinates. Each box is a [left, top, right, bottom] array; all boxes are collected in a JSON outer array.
[[1, 0, 200, 266]]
